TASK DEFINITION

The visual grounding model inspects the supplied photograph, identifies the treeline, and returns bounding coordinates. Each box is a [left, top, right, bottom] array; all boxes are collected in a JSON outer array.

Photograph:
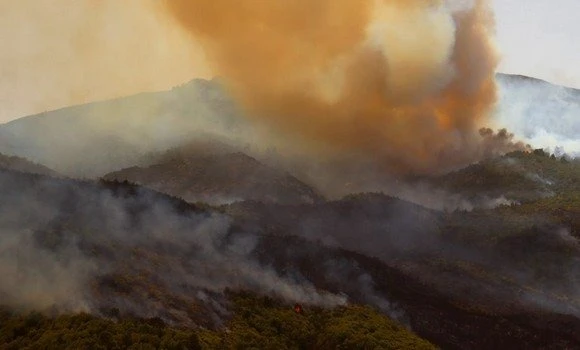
[[0, 293, 435, 350]]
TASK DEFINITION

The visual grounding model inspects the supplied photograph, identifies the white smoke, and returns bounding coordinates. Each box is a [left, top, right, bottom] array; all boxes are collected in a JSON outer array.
[[494, 74, 580, 157]]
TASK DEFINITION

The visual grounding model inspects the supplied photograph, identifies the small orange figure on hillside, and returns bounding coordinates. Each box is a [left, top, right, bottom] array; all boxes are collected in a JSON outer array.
[[294, 303, 303, 314]]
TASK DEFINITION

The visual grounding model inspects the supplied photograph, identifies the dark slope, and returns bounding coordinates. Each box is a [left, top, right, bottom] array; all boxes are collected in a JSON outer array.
[[0, 153, 58, 176], [0, 169, 434, 346], [225, 189, 580, 304], [255, 235, 580, 350], [0, 169, 384, 326], [103, 151, 323, 205], [2, 169, 580, 348], [226, 193, 441, 257], [224, 189, 580, 348]]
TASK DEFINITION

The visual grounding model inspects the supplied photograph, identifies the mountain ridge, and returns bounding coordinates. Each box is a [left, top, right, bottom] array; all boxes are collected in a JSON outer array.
[[1, 72, 578, 177]]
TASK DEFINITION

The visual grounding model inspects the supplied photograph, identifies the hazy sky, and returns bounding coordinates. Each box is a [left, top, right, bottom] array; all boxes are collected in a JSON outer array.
[[493, 0, 580, 89], [0, 0, 578, 123], [0, 0, 210, 123]]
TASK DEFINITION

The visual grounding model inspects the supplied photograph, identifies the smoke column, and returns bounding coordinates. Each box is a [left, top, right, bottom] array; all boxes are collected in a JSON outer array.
[[164, 0, 499, 174]]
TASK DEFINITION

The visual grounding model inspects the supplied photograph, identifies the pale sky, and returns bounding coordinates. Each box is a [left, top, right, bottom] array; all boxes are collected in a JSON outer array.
[[0, 1, 578, 123], [493, 0, 580, 89]]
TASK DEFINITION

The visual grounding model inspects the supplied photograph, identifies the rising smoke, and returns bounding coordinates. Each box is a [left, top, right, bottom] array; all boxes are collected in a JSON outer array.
[[495, 74, 580, 157], [165, 0, 508, 174], [2, 2, 580, 338], [0, 0, 533, 180], [0, 170, 346, 323]]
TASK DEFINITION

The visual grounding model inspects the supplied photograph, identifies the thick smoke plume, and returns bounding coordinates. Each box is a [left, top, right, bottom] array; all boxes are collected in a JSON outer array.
[[165, 0, 500, 173]]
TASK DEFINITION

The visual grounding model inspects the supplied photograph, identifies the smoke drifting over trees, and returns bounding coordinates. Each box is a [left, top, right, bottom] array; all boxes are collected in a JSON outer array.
[[0, 171, 346, 322]]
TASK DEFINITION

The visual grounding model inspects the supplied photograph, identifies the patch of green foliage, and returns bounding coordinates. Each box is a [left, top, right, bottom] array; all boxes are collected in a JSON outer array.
[[314, 305, 434, 349], [0, 308, 201, 350], [0, 293, 436, 350], [198, 292, 436, 349], [433, 150, 580, 202]]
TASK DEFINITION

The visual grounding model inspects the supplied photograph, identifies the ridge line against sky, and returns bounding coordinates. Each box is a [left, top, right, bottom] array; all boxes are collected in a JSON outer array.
[[493, 0, 580, 90], [0, 0, 578, 123]]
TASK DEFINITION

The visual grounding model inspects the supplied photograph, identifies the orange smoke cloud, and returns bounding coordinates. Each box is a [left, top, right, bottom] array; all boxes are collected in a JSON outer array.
[[165, 0, 500, 174]]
